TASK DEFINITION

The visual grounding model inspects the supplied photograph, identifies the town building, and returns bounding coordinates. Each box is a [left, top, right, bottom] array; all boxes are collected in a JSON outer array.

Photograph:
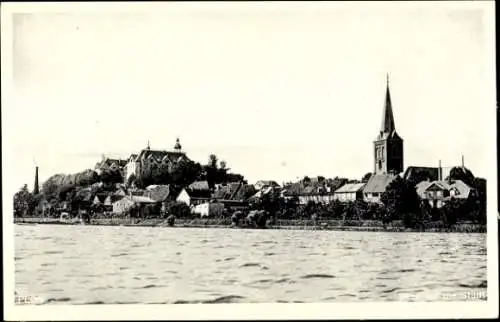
[[144, 184, 171, 203], [363, 76, 403, 203], [334, 183, 366, 203], [192, 202, 225, 218], [94, 156, 128, 175], [416, 179, 473, 209], [112, 195, 157, 215], [124, 138, 189, 183], [254, 180, 280, 191], [281, 177, 338, 205], [176, 180, 212, 206], [363, 174, 398, 203], [415, 160, 474, 208]]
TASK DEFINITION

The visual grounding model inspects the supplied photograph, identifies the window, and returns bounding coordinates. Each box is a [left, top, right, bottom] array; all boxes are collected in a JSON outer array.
[[378, 160, 382, 170]]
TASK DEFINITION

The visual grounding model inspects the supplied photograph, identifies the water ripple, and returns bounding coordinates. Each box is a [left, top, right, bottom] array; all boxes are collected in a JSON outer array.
[[300, 274, 336, 279]]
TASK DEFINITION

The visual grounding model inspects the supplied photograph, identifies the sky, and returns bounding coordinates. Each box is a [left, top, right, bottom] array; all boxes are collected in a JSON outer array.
[[3, 1, 496, 190]]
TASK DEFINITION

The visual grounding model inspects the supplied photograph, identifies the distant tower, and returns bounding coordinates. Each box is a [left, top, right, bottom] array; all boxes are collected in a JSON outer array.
[[373, 74, 404, 175], [33, 166, 40, 195], [174, 137, 182, 152]]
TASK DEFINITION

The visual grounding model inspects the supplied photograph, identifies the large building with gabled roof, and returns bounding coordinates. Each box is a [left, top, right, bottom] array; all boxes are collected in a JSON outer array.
[[124, 138, 190, 183]]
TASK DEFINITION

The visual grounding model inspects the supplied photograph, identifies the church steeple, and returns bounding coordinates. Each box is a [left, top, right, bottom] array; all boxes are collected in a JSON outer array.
[[381, 73, 396, 135], [373, 75, 404, 175]]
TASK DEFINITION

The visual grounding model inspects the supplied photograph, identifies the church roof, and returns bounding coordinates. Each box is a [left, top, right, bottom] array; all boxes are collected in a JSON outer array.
[[363, 174, 397, 194]]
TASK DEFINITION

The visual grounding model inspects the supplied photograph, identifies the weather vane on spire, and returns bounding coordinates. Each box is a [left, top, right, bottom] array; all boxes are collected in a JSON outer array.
[[386, 73, 390, 86]]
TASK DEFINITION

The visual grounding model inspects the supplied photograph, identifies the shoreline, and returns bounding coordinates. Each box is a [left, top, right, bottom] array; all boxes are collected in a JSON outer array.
[[14, 217, 487, 233]]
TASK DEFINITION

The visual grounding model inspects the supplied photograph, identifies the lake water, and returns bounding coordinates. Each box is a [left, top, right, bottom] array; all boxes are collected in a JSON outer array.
[[14, 224, 487, 304]]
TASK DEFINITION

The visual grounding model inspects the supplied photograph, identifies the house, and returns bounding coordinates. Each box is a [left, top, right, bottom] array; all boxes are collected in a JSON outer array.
[[208, 181, 253, 212], [282, 179, 336, 205], [93, 194, 107, 206], [94, 156, 128, 175], [124, 138, 190, 183], [254, 180, 280, 191], [334, 183, 366, 203], [188, 180, 210, 191], [362, 174, 397, 203], [176, 187, 212, 206], [212, 182, 256, 201], [290, 185, 335, 205], [112, 195, 157, 215], [416, 179, 474, 209], [247, 186, 277, 203], [144, 184, 171, 202], [192, 202, 225, 218]]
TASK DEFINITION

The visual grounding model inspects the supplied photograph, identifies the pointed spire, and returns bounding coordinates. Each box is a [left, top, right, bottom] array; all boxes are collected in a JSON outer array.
[[33, 166, 40, 195], [381, 74, 396, 134], [146, 140, 150, 150]]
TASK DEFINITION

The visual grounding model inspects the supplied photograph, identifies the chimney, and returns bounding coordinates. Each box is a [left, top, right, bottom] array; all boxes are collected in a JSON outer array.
[[33, 166, 40, 194], [438, 160, 442, 181]]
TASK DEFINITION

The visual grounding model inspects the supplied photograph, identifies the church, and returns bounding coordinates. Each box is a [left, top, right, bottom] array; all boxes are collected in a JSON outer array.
[[363, 77, 403, 203]]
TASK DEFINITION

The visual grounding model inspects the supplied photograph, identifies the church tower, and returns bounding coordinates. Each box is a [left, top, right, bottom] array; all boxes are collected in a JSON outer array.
[[373, 75, 404, 175]]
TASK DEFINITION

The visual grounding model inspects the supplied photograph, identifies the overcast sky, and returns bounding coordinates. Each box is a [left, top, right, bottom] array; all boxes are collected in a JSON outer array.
[[3, 2, 495, 190]]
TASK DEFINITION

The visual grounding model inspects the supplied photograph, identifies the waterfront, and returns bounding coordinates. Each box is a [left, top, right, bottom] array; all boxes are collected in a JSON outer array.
[[15, 224, 487, 304]]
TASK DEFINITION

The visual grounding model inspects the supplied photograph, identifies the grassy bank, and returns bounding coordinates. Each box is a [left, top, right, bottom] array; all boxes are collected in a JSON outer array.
[[14, 217, 486, 233]]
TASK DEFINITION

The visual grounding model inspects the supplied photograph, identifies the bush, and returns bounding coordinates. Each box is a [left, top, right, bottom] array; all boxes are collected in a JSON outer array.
[[165, 201, 191, 219]]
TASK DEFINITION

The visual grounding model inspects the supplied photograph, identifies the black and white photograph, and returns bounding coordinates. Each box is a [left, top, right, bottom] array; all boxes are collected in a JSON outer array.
[[2, 1, 498, 320]]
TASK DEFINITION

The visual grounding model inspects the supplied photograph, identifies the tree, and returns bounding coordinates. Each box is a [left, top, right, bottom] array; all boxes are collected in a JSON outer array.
[[208, 154, 218, 169], [100, 169, 123, 186], [446, 167, 475, 187], [171, 160, 203, 188], [165, 201, 191, 219], [255, 188, 284, 220], [440, 197, 462, 228], [14, 184, 31, 217], [362, 172, 373, 183], [126, 174, 137, 188]]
